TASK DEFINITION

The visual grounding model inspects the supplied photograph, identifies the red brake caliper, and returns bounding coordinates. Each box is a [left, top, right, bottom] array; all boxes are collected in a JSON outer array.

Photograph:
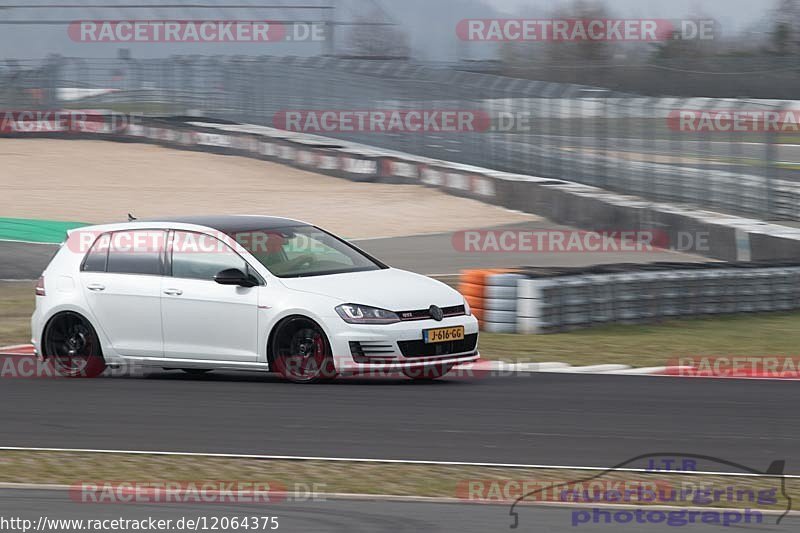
[[313, 334, 325, 372]]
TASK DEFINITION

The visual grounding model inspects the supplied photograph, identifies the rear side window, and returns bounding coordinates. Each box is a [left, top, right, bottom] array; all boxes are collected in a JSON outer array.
[[106, 230, 166, 276], [81, 233, 111, 272], [171, 231, 248, 281]]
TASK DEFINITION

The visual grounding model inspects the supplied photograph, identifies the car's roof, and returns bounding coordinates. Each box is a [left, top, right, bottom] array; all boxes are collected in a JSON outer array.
[[138, 215, 308, 234]]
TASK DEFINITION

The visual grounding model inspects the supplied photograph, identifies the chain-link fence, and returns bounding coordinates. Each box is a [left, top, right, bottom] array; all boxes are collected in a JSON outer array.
[[3, 55, 799, 221]]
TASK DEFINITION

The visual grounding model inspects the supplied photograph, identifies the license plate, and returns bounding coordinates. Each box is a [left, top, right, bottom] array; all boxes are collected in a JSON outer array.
[[423, 326, 465, 344]]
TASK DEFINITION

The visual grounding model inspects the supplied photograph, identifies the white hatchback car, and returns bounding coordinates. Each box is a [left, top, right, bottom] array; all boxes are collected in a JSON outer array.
[[31, 216, 479, 382]]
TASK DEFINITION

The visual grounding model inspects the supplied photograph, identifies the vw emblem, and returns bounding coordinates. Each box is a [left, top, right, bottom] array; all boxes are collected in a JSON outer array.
[[429, 305, 444, 321]]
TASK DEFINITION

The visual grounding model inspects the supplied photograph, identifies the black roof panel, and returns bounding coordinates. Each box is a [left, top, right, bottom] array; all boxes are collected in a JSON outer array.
[[139, 215, 306, 234]]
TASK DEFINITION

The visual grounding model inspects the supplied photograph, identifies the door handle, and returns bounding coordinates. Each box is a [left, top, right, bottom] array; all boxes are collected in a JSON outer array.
[[86, 283, 105, 292], [163, 288, 183, 296]]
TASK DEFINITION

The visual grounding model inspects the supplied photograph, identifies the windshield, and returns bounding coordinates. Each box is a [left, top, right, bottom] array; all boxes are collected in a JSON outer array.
[[229, 225, 385, 278]]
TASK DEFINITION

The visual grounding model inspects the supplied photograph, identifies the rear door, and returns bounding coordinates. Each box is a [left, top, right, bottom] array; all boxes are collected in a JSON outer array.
[[160, 230, 260, 362], [81, 230, 166, 358]]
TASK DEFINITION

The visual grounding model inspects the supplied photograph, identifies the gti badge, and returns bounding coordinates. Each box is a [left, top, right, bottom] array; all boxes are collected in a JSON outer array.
[[429, 305, 444, 321]]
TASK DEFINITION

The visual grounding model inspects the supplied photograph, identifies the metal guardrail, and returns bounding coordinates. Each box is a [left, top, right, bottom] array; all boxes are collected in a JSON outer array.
[[2, 55, 799, 221]]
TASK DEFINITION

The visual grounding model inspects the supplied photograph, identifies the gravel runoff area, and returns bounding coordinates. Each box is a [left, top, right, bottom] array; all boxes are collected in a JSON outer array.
[[0, 139, 535, 239]]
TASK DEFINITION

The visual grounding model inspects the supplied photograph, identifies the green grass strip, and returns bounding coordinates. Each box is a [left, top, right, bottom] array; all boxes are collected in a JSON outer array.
[[0, 217, 87, 244]]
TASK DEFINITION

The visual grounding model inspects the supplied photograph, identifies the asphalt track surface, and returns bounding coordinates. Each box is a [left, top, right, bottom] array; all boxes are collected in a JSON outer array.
[[356, 222, 701, 275], [0, 241, 58, 280], [2, 489, 797, 533], [1, 370, 798, 473], [0, 221, 700, 279]]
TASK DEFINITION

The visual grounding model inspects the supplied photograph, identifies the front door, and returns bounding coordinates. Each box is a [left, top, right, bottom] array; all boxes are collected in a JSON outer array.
[[160, 231, 259, 362]]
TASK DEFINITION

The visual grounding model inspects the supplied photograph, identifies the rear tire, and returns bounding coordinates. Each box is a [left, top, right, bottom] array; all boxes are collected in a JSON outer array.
[[43, 312, 106, 378], [270, 316, 336, 383], [402, 363, 454, 381]]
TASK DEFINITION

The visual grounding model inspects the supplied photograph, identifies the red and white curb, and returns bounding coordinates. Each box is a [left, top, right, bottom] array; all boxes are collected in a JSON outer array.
[[3, 345, 798, 380], [455, 360, 695, 377], [455, 360, 800, 380], [0, 344, 35, 355]]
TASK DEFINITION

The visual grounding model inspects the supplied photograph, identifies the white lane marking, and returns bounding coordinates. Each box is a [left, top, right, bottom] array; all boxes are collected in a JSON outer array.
[[613, 366, 669, 375], [351, 231, 454, 241], [0, 447, 796, 478], [545, 364, 631, 373], [0, 240, 60, 245], [351, 222, 540, 243], [0, 482, 796, 515]]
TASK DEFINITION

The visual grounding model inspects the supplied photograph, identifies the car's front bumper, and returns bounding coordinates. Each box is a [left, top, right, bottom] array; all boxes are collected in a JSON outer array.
[[327, 314, 480, 375]]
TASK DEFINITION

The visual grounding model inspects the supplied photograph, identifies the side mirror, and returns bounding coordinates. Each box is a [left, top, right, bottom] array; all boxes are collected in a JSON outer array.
[[214, 268, 258, 288]]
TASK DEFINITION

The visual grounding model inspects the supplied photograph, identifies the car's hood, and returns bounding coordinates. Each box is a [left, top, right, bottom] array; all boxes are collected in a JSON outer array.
[[279, 268, 464, 310]]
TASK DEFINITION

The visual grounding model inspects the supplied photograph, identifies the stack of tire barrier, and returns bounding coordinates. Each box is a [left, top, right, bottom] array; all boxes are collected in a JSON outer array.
[[458, 270, 526, 333], [459, 262, 800, 334]]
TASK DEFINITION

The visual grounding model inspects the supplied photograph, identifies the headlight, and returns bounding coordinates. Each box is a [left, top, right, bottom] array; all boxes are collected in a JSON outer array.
[[335, 304, 400, 324], [463, 297, 472, 316]]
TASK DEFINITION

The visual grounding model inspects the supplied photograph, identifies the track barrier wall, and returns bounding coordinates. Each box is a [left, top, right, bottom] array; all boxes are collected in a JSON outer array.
[[461, 262, 800, 334], [3, 111, 800, 263]]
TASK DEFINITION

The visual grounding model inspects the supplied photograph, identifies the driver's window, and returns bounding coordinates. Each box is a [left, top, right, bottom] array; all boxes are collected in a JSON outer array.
[[171, 231, 247, 281]]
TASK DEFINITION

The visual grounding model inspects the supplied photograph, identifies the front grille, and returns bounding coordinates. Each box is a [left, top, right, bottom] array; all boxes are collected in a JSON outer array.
[[397, 305, 466, 321], [398, 333, 478, 358], [349, 341, 397, 363]]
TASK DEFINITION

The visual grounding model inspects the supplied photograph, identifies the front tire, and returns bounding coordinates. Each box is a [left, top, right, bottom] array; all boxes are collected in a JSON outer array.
[[270, 316, 336, 383], [43, 312, 106, 378]]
